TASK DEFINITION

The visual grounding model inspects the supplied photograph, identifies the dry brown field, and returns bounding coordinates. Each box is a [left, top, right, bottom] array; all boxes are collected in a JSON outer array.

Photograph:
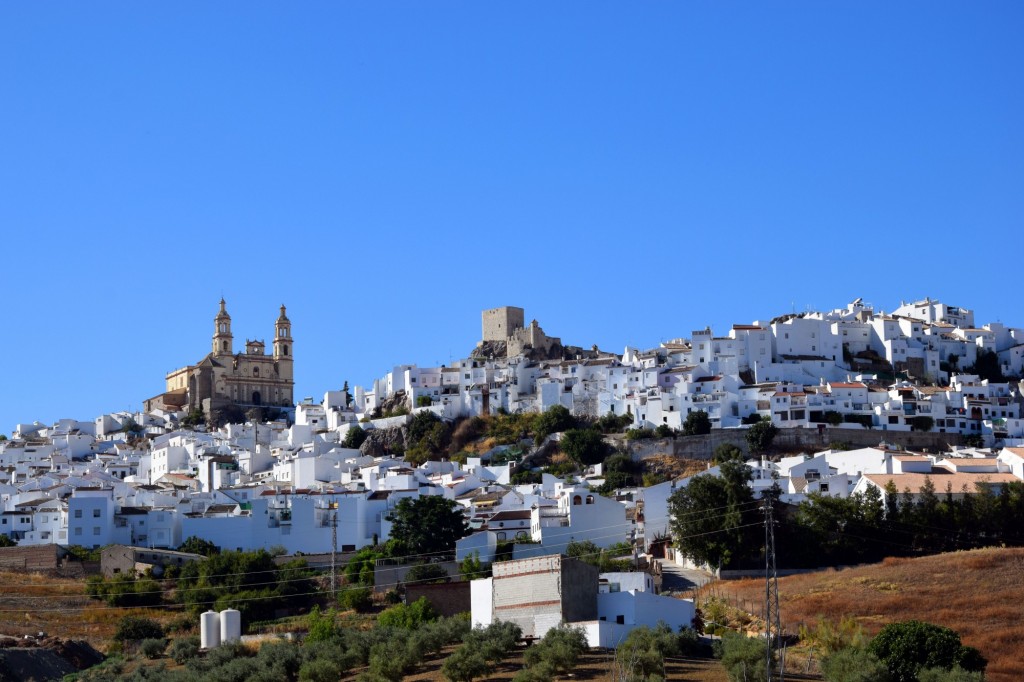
[[706, 547, 1024, 682], [0, 570, 184, 648]]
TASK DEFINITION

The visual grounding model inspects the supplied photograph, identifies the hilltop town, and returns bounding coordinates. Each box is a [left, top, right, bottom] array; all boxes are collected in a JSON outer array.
[[1, 297, 1023, 673]]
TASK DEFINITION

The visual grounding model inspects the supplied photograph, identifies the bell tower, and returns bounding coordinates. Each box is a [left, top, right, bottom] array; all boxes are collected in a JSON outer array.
[[213, 298, 233, 356], [273, 304, 294, 383]]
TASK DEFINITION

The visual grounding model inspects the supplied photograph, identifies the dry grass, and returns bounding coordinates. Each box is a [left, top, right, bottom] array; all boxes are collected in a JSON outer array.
[[0, 570, 186, 650], [705, 547, 1024, 682]]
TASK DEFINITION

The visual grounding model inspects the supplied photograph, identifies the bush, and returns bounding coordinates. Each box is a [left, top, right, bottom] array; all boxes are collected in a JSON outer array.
[[169, 635, 201, 664], [917, 666, 985, 682], [463, 621, 523, 664], [721, 631, 771, 682], [342, 425, 368, 449], [405, 562, 450, 585], [299, 658, 343, 682], [442, 644, 488, 682], [821, 647, 891, 682], [560, 428, 609, 466], [139, 638, 166, 659], [378, 597, 437, 629], [339, 585, 373, 612], [521, 624, 587, 675], [113, 616, 163, 642], [869, 620, 985, 682], [306, 605, 339, 642], [682, 410, 712, 436]]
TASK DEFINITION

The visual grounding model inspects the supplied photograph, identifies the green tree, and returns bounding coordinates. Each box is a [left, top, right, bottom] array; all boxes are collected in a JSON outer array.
[[342, 425, 368, 449], [0, 535, 17, 548], [721, 631, 772, 682], [386, 496, 469, 556], [458, 551, 491, 581], [113, 616, 164, 642], [917, 666, 985, 682], [442, 644, 489, 682], [669, 453, 758, 570], [821, 647, 890, 682], [521, 623, 588, 676], [746, 417, 779, 454], [306, 605, 339, 642], [560, 428, 609, 466], [824, 410, 844, 426], [533, 404, 576, 441], [405, 562, 450, 585], [967, 348, 1004, 383], [869, 621, 986, 682], [378, 597, 437, 629], [713, 443, 743, 464], [178, 536, 220, 556], [911, 416, 935, 432], [682, 410, 712, 436]]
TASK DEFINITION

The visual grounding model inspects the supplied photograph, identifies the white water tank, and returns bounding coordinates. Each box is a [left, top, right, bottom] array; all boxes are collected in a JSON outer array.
[[200, 610, 220, 649], [220, 608, 241, 644]]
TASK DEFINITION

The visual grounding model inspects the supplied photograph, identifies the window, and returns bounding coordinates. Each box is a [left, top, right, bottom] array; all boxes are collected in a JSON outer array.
[[93, 509, 100, 518], [74, 527, 82, 536], [74, 510, 82, 519], [93, 527, 101, 535]]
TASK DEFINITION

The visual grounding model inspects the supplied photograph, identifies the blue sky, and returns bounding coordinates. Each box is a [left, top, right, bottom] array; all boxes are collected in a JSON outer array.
[[2, 2, 1021, 428]]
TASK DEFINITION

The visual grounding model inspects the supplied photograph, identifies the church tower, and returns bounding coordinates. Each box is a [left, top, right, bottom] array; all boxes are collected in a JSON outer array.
[[213, 298, 233, 356], [273, 304, 294, 385]]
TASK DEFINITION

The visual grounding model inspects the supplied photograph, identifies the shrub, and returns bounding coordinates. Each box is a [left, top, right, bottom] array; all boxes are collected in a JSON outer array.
[[521, 624, 587, 675], [721, 631, 771, 682], [339, 586, 373, 612], [821, 647, 891, 682], [869, 621, 986, 682], [113, 616, 163, 642], [299, 658, 343, 682], [139, 638, 166, 659], [917, 666, 985, 682], [169, 635, 201, 664], [368, 635, 420, 682], [463, 621, 522, 664], [405, 562, 450, 585], [378, 597, 437, 629], [442, 644, 489, 682], [306, 606, 339, 642]]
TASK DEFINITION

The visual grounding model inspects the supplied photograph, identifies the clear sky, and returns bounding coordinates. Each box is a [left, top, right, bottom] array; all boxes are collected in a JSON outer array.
[[2, 2, 1021, 429]]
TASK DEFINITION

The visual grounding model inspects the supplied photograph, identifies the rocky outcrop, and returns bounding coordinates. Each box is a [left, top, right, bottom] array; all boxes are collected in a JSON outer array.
[[359, 426, 408, 458]]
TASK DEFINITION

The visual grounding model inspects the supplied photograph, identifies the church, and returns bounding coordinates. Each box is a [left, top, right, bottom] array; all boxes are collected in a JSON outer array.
[[145, 300, 295, 422]]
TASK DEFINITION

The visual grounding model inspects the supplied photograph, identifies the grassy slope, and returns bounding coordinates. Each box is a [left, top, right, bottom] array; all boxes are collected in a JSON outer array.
[[711, 547, 1024, 682]]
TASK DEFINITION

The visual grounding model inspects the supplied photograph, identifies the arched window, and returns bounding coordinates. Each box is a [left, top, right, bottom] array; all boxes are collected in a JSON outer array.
[[252, 391, 262, 406], [573, 495, 582, 506], [283, 345, 289, 356], [253, 367, 259, 377], [586, 495, 595, 505], [219, 323, 227, 333], [222, 342, 228, 351]]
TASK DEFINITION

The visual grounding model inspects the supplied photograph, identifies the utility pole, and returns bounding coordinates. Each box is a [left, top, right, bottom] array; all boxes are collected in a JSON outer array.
[[763, 495, 782, 681], [330, 511, 338, 598]]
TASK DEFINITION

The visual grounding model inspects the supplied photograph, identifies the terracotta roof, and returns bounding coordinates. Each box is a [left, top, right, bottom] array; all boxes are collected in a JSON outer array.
[[830, 382, 866, 389], [863, 471, 1019, 494]]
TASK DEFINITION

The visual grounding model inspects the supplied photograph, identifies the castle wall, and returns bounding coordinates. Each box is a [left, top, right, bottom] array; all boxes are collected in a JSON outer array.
[[482, 306, 524, 342]]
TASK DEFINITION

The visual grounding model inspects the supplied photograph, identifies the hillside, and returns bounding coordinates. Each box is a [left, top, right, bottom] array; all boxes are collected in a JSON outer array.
[[709, 547, 1024, 682]]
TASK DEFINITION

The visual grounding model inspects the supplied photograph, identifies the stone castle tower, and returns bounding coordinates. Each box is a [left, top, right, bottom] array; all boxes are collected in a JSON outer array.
[[145, 300, 295, 421]]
